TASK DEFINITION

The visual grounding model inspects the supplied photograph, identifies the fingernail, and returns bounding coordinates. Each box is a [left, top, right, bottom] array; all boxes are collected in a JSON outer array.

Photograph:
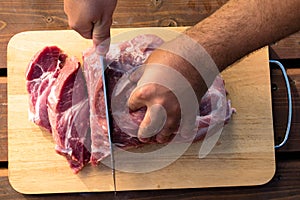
[[96, 44, 108, 55], [95, 38, 111, 55]]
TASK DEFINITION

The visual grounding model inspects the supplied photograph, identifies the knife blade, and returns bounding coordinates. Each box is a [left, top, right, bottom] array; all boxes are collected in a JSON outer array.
[[99, 55, 116, 193]]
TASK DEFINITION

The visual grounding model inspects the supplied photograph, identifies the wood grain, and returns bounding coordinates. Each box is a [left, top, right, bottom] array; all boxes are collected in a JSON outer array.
[[0, 0, 299, 70], [0, 0, 227, 69], [0, 77, 7, 161], [0, 157, 300, 200], [7, 29, 275, 193], [0, 0, 228, 69], [0, 0, 68, 69], [0, 168, 7, 177], [0, 1, 299, 199], [270, 33, 300, 59], [113, 0, 227, 27]]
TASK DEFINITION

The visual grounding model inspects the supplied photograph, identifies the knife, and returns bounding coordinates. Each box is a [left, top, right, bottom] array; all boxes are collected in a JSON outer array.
[[99, 55, 116, 193]]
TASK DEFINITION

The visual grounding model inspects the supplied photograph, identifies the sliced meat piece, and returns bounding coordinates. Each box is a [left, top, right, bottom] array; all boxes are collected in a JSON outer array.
[[25, 46, 66, 132], [83, 49, 110, 165], [47, 57, 91, 173]]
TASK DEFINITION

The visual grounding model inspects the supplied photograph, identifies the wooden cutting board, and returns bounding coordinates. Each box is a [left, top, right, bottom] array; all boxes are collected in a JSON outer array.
[[7, 28, 275, 194]]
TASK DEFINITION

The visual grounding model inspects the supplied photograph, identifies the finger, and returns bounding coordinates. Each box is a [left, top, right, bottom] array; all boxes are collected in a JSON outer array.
[[137, 110, 153, 143], [137, 104, 167, 142], [127, 85, 152, 111], [93, 17, 113, 55], [155, 117, 180, 143]]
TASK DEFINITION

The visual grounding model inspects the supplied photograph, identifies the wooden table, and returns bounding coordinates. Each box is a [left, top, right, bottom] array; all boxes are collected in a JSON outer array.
[[1, 0, 300, 199]]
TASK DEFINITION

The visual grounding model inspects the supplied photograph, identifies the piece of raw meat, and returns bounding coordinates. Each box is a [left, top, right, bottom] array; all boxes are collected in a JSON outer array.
[[192, 75, 235, 141], [26, 47, 91, 173], [83, 50, 111, 165], [47, 56, 91, 173], [25, 46, 66, 132], [83, 34, 235, 165]]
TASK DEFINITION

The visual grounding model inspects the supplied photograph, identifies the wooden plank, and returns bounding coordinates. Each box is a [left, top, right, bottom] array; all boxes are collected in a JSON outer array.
[[1, 0, 300, 68], [113, 0, 227, 27], [7, 29, 274, 193], [0, 0, 227, 69], [0, 0, 299, 71], [1, 157, 300, 199], [0, 0, 69, 69], [0, 168, 8, 177], [270, 32, 300, 59], [0, 77, 7, 162]]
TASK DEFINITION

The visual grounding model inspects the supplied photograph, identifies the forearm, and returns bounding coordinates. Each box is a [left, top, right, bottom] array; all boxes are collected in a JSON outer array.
[[186, 0, 300, 71], [141, 0, 300, 106]]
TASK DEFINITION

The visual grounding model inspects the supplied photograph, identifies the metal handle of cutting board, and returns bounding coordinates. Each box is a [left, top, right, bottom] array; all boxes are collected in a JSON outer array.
[[270, 60, 292, 149]]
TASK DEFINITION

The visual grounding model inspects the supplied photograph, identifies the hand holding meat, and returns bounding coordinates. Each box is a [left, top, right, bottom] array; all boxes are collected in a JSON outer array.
[[128, 48, 208, 143], [128, 79, 181, 143], [64, 0, 117, 54]]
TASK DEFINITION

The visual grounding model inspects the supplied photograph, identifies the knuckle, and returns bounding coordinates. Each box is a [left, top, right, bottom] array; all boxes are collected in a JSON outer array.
[[80, 32, 92, 39], [134, 85, 154, 101], [93, 31, 110, 40], [69, 23, 92, 39], [93, 21, 112, 38]]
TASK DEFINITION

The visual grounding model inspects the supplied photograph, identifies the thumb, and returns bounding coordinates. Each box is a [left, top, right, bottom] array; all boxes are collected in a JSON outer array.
[[128, 87, 167, 142], [93, 19, 112, 55], [127, 86, 146, 112], [137, 104, 167, 143]]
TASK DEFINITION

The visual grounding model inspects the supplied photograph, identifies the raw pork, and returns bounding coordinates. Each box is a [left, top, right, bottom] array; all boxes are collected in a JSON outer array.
[[47, 57, 90, 173], [26, 46, 65, 132], [83, 34, 235, 165], [26, 47, 91, 173]]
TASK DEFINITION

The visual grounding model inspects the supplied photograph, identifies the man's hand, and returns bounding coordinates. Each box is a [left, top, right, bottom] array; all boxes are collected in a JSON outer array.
[[128, 48, 208, 143], [64, 0, 117, 55], [128, 78, 181, 144]]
